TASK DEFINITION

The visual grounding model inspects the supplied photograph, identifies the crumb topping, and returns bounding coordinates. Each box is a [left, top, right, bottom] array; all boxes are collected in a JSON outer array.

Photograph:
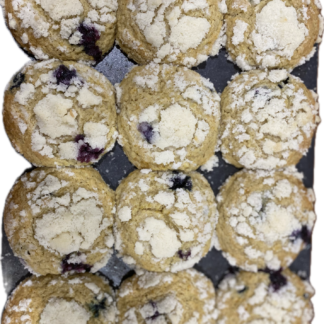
[[115, 170, 217, 272], [118, 0, 225, 66], [216, 270, 314, 323], [40, 298, 90, 324], [117, 64, 220, 171], [220, 70, 319, 170], [7, 0, 118, 61], [226, 0, 322, 69], [7, 60, 117, 166], [216, 169, 315, 271], [118, 269, 218, 324]]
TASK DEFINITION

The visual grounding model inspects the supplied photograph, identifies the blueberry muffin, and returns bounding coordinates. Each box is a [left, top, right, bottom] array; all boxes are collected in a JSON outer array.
[[225, 0, 323, 70], [220, 70, 320, 170], [215, 168, 316, 272], [3, 60, 117, 167], [115, 169, 217, 272], [117, 63, 221, 171], [4, 167, 115, 275], [2, 0, 117, 63], [2, 273, 116, 324], [117, 269, 218, 324], [215, 269, 314, 323], [116, 0, 225, 67]]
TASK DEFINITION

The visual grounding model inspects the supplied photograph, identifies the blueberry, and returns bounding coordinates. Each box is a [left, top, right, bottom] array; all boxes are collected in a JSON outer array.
[[237, 286, 248, 294], [261, 268, 287, 292], [170, 173, 192, 191], [54, 65, 77, 86], [227, 266, 240, 275], [290, 225, 311, 245], [78, 23, 102, 63], [61, 253, 92, 274], [177, 250, 191, 261], [10, 72, 25, 90], [138, 122, 155, 143], [88, 297, 106, 318], [146, 301, 160, 321], [75, 134, 104, 163]]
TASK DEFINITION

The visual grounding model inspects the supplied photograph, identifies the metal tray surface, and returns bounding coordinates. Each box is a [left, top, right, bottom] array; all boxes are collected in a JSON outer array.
[[1, 45, 318, 295]]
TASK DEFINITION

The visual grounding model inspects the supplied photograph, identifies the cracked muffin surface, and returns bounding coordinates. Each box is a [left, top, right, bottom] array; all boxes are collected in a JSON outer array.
[[3, 60, 117, 167], [117, 269, 218, 324], [215, 168, 315, 272], [220, 69, 320, 170], [224, 0, 323, 70], [3, 0, 117, 63], [2, 273, 116, 324], [214, 269, 314, 324], [117, 63, 221, 171], [114, 169, 217, 272], [116, 0, 225, 67], [4, 167, 115, 275]]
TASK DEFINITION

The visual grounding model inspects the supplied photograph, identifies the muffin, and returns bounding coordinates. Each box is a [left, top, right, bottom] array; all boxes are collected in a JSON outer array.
[[115, 169, 217, 272], [215, 168, 316, 272], [225, 0, 323, 70], [2, 273, 116, 324], [117, 269, 218, 324], [117, 63, 221, 171], [220, 69, 320, 169], [116, 0, 225, 67], [4, 167, 115, 275], [3, 60, 117, 167], [3, 0, 118, 63], [215, 269, 314, 323]]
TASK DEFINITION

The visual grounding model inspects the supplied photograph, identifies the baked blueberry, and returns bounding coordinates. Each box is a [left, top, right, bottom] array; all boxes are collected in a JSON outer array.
[[138, 122, 155, 144], [54, 65, 77, 86], [78, 23, 102, 63], [10, 72, 25, 90]]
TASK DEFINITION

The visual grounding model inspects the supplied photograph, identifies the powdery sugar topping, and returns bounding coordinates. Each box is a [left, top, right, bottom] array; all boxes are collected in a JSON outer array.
[[8, 0, 117, 60], [216, 169, 316, 271], [121, 0, 224, 66], [10, 61, 116, 164], [118, 64, 220, 170], [216, 272, 314, 323], [115, 171, 217, 272], [220, 70, 319, 170], [40, 298, 90, 324]]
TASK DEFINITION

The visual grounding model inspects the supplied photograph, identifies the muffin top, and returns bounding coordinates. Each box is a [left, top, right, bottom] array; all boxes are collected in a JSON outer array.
[[115, 169, 217, 272], [4, 167, 115, 275], [216, 168, 315, 272], [215, 269, 314, 324], [117, 63, 220, 171], [2, 274, 116, 324], [220, 70, 320, 170], [3, 59, 117, 167], [224, 0, 323, 70], [116, 0, 225, 67], [3, 0, 118, 63]]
